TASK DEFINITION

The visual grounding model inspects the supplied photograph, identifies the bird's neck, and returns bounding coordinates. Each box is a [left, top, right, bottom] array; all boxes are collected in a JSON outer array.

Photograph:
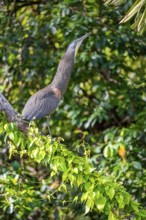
[[51, 52, 75, 94]]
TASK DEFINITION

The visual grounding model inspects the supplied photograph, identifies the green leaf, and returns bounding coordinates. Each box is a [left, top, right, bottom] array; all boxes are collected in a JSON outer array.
[[9, 143, 16, 158], [138, 210, 146, 217], [106, 187, 115, 200], [115, 194, 125, 209], [103, 145, 113, 158], [36, 150, 46, 163], [9, 132, 15, 140], [131, 200, 139, 212], [59, 183, 67, 192], [77, 174, 83, 186], [133, 161, 142, 170], [96, 197, 107, 211], [68, 174, 76, 185], [84, 182, 93, 191], [85, 204, 90, 215], [4, 123, 9, 131], [81, 193, 88, 202], [47, 195, 50, 201], [85, 197, 94, 214], [73, 196, 78, 203], [59, 160, 67, 172], [73, 167, 78, 174], [108, 211, 116, 220], [62, 172, 68, 181]]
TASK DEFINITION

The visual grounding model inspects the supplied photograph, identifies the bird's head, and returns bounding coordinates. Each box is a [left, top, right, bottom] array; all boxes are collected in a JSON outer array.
[[67, 33, 90, 57]]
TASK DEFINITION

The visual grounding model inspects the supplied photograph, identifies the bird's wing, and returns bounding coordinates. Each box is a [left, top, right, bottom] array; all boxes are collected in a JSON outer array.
[[22, 88, 60, 121]]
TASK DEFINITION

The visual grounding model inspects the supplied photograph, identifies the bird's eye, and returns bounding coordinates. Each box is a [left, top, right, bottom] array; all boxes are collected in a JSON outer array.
[[70, 43, 75, 49], [67, 42, 76, 52]]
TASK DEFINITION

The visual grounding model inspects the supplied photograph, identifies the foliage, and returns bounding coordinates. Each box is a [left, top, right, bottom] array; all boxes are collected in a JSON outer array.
[[104, 0, 146, 34], [1, 120, 146, 219], [0, 0, 146, 219]]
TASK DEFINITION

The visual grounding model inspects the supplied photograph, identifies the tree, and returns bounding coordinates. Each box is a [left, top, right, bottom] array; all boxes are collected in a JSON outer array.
[[0, 0, 146, 219], [104, 0, 146, 34]]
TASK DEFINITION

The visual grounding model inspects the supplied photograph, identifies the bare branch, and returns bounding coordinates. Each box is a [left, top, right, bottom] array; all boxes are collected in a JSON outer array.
[[0, 93, 28, 135]]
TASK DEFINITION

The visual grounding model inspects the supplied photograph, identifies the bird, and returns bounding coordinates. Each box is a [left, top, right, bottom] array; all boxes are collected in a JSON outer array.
[[22, 33, 90, 138]]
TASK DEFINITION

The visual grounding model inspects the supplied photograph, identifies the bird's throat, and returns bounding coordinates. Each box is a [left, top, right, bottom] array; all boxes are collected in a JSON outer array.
[[51, 52, 75, 94]]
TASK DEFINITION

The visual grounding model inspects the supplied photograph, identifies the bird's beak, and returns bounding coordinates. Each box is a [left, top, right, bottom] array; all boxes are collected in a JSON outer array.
[[75, 33, 90, 57]]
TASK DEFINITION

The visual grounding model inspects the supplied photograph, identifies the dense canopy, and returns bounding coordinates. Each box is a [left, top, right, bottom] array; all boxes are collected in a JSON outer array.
[[0, 0, 146, 219]]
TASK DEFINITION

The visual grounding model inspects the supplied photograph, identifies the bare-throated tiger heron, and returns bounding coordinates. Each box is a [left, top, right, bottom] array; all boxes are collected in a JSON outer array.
[[22, 33, 90, 138]]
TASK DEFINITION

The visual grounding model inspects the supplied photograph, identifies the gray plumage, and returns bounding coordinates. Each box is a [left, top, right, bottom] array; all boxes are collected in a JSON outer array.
[[22, 33, 89, 122], [22, 86, 61, 120]]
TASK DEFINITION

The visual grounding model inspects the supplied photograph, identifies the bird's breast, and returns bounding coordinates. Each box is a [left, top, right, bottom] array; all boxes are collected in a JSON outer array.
[[52, 87, 62, 99]]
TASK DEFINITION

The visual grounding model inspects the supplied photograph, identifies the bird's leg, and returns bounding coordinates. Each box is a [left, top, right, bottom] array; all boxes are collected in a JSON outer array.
[[47, 116, 52, 140]]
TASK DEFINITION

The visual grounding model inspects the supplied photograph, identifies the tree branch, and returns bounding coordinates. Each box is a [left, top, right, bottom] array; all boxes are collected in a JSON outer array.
[[0, 93, 28, 135]]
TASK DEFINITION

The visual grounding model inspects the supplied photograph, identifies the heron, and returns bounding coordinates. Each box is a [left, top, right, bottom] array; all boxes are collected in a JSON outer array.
[[22, 33, 90, 138]]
